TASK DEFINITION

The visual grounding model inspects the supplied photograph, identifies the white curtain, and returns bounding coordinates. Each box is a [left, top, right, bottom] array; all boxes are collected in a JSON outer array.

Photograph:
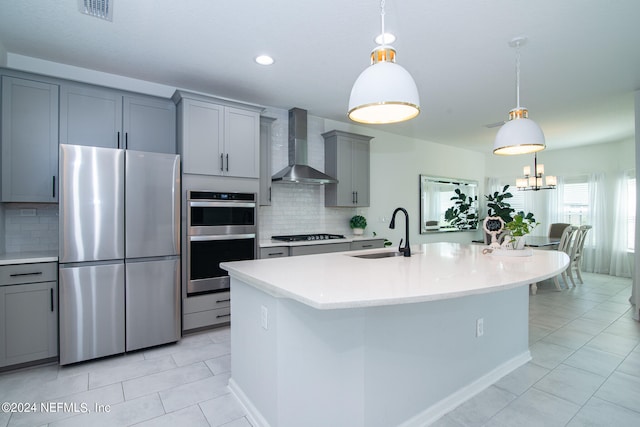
[[582, 172, 610, 273], [609, 171, 633, 277]]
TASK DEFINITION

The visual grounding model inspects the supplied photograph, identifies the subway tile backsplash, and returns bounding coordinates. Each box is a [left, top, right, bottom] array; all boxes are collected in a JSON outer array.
[[2, 203, 58, 253], [258, 107, 366, 240]]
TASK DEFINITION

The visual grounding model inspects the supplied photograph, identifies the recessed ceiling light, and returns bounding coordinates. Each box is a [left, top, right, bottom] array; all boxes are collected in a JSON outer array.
[[375, 32, 396, 45], [255, 55, 275, 66]]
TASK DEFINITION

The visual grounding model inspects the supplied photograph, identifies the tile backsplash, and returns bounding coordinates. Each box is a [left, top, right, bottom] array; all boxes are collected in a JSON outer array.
[[1, 203, 58, 253], [259, 107, 367, 240]]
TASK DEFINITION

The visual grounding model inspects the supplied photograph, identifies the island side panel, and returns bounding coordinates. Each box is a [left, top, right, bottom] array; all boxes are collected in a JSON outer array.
[[362, 285, 530, 427], [230, 279, 280, 425], [230, 277, 367, 427]]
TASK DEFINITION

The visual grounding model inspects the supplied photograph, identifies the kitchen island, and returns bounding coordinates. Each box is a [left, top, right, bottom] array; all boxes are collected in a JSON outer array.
[[221, 242, 569, 427]]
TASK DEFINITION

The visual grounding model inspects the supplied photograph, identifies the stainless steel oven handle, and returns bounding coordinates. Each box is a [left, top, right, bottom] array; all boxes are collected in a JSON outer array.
[[189, 234, 256, 242], [188, 201, 256, 208]]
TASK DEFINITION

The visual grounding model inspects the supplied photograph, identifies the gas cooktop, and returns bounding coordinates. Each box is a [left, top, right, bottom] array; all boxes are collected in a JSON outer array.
[[271, 233, 346, 242]]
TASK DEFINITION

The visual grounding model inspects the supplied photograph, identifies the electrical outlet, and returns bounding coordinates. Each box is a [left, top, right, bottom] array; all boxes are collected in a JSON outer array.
[[476, 318, 484, 337], [261, 305, 269, 330]]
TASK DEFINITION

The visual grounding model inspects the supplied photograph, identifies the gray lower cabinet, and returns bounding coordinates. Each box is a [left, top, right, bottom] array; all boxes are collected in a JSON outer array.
[[0, 262, 58, 369], [1, 76, 59, 202], [260, 246, 289, 258], [289, 243, 351, 256], [350, 239, 385, 250], [60, 83, 176, 153], [323, 130, 373, 207], [183, 291, 231, 331]]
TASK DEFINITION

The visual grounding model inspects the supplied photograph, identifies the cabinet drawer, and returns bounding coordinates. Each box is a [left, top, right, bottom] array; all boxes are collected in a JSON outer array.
[[350, 239, 385, 251], [183, 291, 230, 314], [260, 246, 289, 258], [183, 307, 231, 330], [289, 242, 351, 256], [0, 262, 57, 286]]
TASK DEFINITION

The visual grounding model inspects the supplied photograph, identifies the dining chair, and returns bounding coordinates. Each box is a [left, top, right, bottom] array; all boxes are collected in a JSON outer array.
[[567, 225, 592, 286], [553, 225, 578, 290], [548, 223, 571, 239]]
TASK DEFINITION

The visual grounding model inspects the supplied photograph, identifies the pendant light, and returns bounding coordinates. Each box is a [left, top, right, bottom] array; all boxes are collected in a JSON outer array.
[[348, 0, 420, 124], [493, 37, 545, 155]]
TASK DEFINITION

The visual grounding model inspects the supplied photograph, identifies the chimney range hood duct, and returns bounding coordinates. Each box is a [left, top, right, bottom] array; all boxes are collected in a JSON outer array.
[[272, 108, 338, 184]]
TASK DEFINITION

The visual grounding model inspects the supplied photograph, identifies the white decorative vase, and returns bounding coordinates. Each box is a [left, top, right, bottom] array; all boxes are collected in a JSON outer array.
[[352, 228, 364, 235]]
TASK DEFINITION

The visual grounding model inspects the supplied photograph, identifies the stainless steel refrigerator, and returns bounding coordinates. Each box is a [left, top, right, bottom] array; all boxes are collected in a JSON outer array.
[[58, 144, 180, 365]]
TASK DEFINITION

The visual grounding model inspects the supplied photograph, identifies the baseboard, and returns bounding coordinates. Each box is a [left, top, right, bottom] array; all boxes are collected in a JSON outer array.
[[398, 350, 532, 427], [228, 378, 271, 427]]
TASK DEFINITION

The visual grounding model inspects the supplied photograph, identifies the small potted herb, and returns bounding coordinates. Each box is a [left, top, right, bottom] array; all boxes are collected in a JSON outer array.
[[350, 215, 367, 235]]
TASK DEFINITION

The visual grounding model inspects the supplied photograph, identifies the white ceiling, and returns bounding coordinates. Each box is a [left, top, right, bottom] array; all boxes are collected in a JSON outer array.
[[1, 0, 639, 154]]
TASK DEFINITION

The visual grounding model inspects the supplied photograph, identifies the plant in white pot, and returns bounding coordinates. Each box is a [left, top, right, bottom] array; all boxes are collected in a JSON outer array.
[[350, 215, 367, 235], [503, 212, 538, 250]]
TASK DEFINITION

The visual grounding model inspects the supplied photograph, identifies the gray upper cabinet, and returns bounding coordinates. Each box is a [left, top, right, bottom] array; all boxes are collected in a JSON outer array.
[[173, 90, 262, 178], [259, 116, 276, 205], [60, 84, 176, 153], [1, 76, 59, 202], [323, 130, 373, 207], [123, 95, 176, 153]]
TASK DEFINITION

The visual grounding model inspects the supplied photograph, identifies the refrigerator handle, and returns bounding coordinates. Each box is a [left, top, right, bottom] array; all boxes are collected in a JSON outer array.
[[117, 131, 121, 149]]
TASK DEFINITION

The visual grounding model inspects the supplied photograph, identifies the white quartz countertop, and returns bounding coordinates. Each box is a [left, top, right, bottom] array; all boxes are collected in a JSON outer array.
[[221, 242, 569, 310], [259, 235, 384, 248], [0, 251, 59, 265]]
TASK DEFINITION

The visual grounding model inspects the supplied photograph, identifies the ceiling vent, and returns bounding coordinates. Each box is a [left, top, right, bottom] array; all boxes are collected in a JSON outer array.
[[79, 0, 113, 21]]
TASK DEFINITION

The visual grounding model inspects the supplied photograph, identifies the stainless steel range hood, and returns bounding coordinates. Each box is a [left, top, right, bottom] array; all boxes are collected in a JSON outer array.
[[272, 108, 338, 184]]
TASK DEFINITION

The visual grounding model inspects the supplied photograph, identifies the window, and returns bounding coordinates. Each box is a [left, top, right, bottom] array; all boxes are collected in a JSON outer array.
[[562, 177, 589, 226], [628, 176, 636, 251]]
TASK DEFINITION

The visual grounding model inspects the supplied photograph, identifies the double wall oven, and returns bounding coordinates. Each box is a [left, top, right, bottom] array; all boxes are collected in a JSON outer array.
[[186, 191, 257, 296]]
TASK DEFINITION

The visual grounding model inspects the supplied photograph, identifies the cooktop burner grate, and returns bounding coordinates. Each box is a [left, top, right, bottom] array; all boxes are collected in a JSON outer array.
[[271, 233, 346, 242]]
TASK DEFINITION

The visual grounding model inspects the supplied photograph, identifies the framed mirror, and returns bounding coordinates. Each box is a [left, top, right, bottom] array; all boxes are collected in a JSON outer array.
[[419, 175, 479, 234]]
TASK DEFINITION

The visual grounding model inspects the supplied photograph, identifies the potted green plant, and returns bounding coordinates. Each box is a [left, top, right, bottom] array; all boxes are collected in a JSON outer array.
[[350, 215, 367, 235], [504, 212, 539, 249]]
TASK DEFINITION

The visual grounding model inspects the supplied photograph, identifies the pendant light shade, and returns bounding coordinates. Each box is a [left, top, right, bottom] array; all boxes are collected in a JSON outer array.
[[493, 108, 545, 155], [348, 1, 420, 124], [348, 60, 420, 124], [493, 37, 545, 156]]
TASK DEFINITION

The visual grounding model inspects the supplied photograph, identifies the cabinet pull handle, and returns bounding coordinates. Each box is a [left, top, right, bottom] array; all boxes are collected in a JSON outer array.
[[226, 154, 229, 171], [52, 176, 56, 198], [269, 186, 272, 202], [117, 131, 120, 149], [216, 313, 231, 319], [216, 298, 231, 303], [355, 191, 358, 204], [352, 191, 355, 203], [362, 244, 373, 248], [125, 132, 128, 150], [268, 252, 284, 256], [9, 272, 43, 277], [50, 288, 54, 312], [220, 153, 224, 171]]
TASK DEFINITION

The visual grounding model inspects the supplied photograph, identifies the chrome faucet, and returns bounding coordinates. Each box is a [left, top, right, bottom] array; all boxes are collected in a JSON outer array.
[[389, 207, 411, 257]]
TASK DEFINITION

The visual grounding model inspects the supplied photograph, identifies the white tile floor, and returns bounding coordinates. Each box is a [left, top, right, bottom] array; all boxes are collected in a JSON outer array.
[[434, 273, 640, 427], [0, 272, 638, 427]]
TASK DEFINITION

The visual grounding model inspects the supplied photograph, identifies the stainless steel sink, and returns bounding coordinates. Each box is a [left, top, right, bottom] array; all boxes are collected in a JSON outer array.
[[351, 251, 404, 259]]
